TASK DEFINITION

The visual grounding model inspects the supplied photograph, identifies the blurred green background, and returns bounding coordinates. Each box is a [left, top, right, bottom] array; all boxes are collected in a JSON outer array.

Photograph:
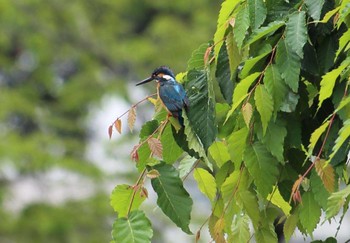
[[0, 1, 219, 242]]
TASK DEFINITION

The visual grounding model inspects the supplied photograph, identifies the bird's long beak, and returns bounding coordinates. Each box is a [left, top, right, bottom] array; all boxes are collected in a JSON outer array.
[[136, 76, 154, 86]]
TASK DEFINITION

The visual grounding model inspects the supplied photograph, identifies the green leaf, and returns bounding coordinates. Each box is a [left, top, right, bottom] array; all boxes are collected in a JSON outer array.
[[328, 119, 350, 164], [186, 70, 217, 151], [178, 155, 197, 179], [161, 125, 183, 164], [299, 191, 321, 234], [233, 4, 250, 48], [226, 29, 242, 78], [320, 7, 340, 23], [227, 127, 249, 167], [255, 223, 278, 243], [308, 120, 330, 155], [241, 45, 272, 78], [326, 185, 350, 219], [208, 141, 230, 168], [214, 0, 241, 57], [283, 212, 299, 242], [267, 186, 291, 216], [285, 11, 307, 58], [110, 185, 146, 217], [216, 41, 234, 104], [336, 28, 350, 59], [318, 59, 350, 110], [305, 0, 325, 21], [256, 120, 287, 162], [151, 163, 193, 234], [238, 190, 260, 226], [140, 120, 159, 139], [226, 72, 260, 120], [193, 168, 217, 202], [112, 210, 153, 243], [231, 214, 251, 243], [221, 170, 240, 202], [311, 170, 330, 210], [245, 21, 285, 47], [263, 64, 288, 113], [244, 142, 279, 197], [276, 39, 301, 92], [248, 0, 267, 30], [254, 84, 274, 135], [187, 43, 209, 70]]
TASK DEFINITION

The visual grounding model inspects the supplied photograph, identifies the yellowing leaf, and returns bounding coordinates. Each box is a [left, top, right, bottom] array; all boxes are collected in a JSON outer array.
[[213, 218, 226, 243], [327, 119, 350, 164], [114, 119, 122, 134], [315, 158, 335, 193], [193, 168, 217, 202], [128, 107, 137, 132], [242, 102, 253, 127], [268, 186, 291, 216], [147, 97, 158, 105], [308, 121, 330, 154], [147, 138, 163, 158]]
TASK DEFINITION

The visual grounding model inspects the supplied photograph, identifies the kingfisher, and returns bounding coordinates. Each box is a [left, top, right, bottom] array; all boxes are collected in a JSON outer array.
[[136, 66, 189, 126]]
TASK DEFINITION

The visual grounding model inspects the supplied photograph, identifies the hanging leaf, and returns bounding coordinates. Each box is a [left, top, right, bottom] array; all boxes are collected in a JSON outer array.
[[233, 4, 250, 48], [255, 223, 278, 243], [328, 119, 350, 164], [147, 137, 163, 158], [231, 214, 250, 243], [226, 26, 242, 76], [248, 0, 267, 30], [161, 125, 183, 164], [305, 0, 325, 21], [147, 169, 160, 179], [140, 120, 159, 139], [310, 170, 330, 210], [335, 28, 350, 59], [193, 168, 217, 203], [213, 218, 226, 243], [238, 190, 260, 226], [308, 121, 330, 155], [108, 125, 113, 139], [315, 158, 335, 193], [216, 43, 234, 104], [227, 127, 249, 167], [276, 39, 301, 92], [151, 163, 193, 234], [245, 21, 285, 46], [254, 84, 274, 135], [178, 155, 197, 179], [283, 213, 299, 242], [114, 119, 122, 134], [326, 185, 350, 219], [299, 191, 321, 234], [208, 141, 230, 168], [188, 43, 210, 70], [285, 11, 307, 58], [240, 45, 272, 78], [244, 142, 279, 197], [267, 186, 291, 216], [128, 106, 137, 132], [112, 210, 153, 243], [110, 185, 146, 217], [186, 70, 217, 151], [242, 102, 253, 127]]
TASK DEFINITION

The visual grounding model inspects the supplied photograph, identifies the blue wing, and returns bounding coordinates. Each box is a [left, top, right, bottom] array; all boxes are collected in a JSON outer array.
[[159, 82, 188, 113]]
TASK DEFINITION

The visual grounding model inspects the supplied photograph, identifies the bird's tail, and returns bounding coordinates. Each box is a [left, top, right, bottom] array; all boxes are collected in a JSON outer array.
[[172, 110, 184, 127]]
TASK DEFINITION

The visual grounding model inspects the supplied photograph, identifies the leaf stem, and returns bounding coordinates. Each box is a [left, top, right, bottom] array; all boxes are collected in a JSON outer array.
[[127, 168, 147, 216]]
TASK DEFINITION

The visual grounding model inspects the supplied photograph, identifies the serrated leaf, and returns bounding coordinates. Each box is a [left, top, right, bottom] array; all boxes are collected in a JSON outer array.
[[151, 163, 193, 234], [283, 213, 298, 242], [308, 121, 330, 154], [221, 170, 240, 202], [110, 185, 146, 218], [193, 168, 217, 202], [241, 45, 272, 78], [326, 185, 350, 219], [320, 7, 340, 23], [128, 107, 137, 132], [276, 39, 301, 92], [248, 0, 267, 30], [328, 119, 350, 164], [245, 21, 285, 46], [305, 0, 325, 21], [108, 125, 113, 139], [299, 191, 321, 234], [336, 28, 350, 59], [242, 102, 253, 127], [186, 70, 217, 151], [315, 159, 335, 193], [254, 84, 274, 135], [216, 43, 234, 104], [178, 155, 197, 179], [256, 120, 287, 162], [285, 11, 307, 58], [311, 170, 330, 210], [268, 186, 291, 216], [226, 72, 260, 121], [227, 127, 249, 167], [147, 137, 163, 158], [233, 4, 250, 48], [238, 190, 260, 226], [114, 119, 122, 134], [161, 125, 183, 164], [255, 223, 278, 243], [231, 214, 250, 243], [244, 143, 279, 197], [318, 59, 350, 110], [213, 218, 226, 243], [188, 43, 210, 70], [263, 65, 288, 113], [140, 120, 159, 139], [226, 29, 242, 78], [112, 210, 153, 243], [208, 141, 230, 168]]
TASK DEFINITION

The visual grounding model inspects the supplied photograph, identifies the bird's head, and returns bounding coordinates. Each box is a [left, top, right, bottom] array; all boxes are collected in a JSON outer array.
[[136, 66, 175, 86]]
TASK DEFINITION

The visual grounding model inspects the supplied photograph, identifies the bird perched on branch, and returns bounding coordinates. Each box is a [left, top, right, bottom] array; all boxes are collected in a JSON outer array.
[[136, 66, 189, 126]]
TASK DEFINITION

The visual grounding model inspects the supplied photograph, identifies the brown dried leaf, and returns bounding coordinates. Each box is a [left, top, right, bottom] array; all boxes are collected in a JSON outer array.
[[141, 187, 148, 198], [128, 107, 137, 132], [195, 230, 201, 243], [146, 169, 160, 179], [204, 46, 212, 66], [290, 175, 303, 204], [242, 102, 253, 127], [147, 137, 163, 158], [315, 158, 335, 193], [108, 125, 113, 139], [213, 217, 226, 243], [229, 17, 236, 27], [130, 145, 139, 162], [114, 119, 122, 134]]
